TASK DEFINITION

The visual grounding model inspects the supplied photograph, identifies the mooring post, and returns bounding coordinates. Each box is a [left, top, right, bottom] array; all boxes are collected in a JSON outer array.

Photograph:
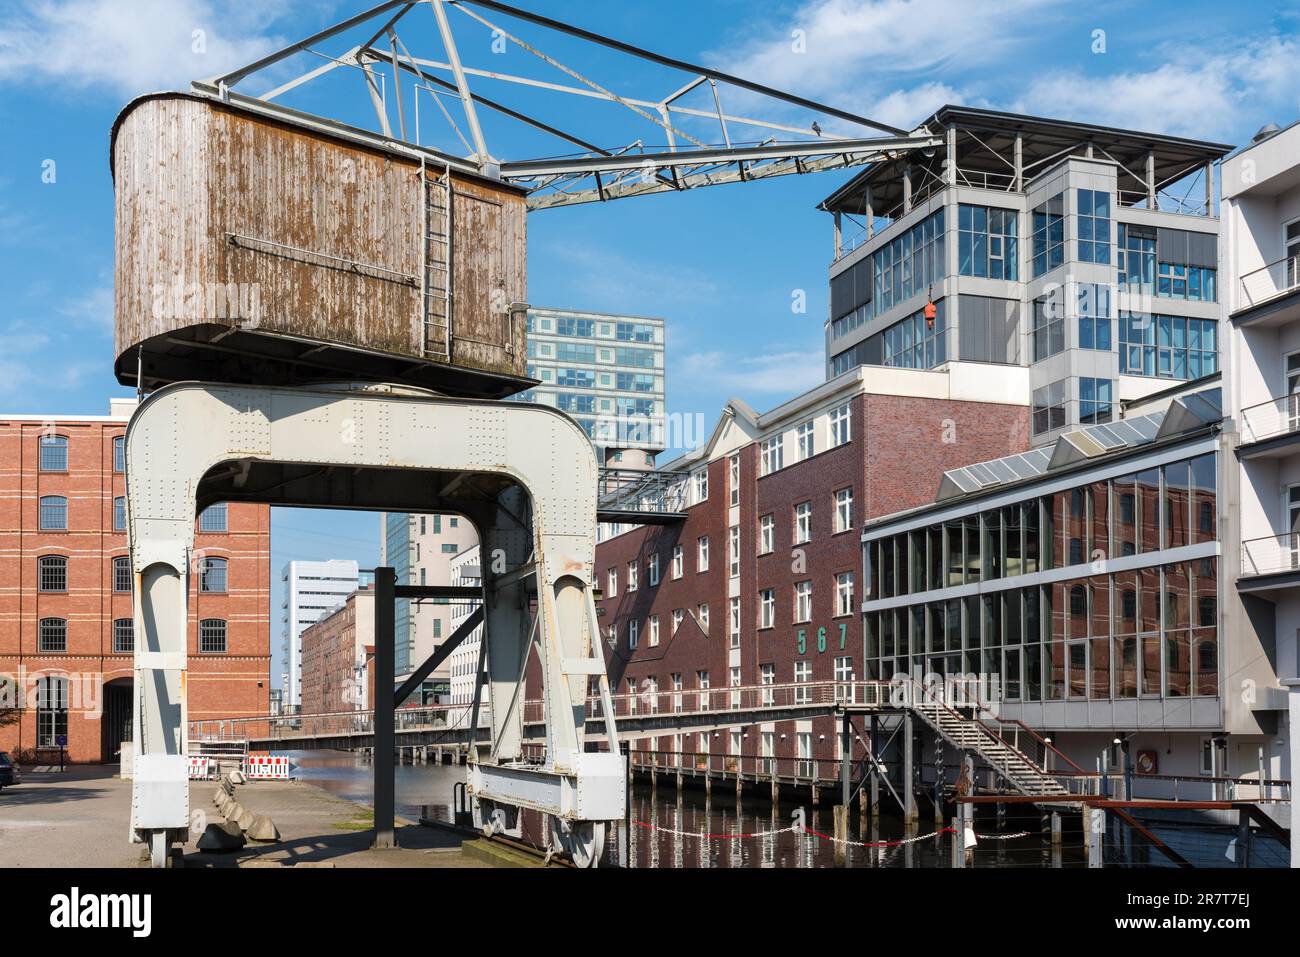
[[1088, 806, 1104, 867], [962, 800, 976, 866], [903, 713, 917, 823], [869, 714, 880, 815], [372, 566, 396, 849], [840, 713, 851, 809], [833, 804, 849, 867], [1051, 811, 1062, 847], [951, 815, 964, 868], [1237, 808, 1251, 868]]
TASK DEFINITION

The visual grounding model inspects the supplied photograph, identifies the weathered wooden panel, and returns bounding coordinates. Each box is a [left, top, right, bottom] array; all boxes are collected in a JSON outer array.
[[112, 93, 529, 396]]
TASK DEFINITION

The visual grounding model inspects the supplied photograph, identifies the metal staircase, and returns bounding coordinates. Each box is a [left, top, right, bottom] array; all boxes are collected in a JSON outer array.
[[906, 682, 1075, 803]]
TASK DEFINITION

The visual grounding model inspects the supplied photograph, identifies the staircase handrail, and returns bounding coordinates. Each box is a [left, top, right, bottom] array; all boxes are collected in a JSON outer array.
[[901, 676, 1064, 787]]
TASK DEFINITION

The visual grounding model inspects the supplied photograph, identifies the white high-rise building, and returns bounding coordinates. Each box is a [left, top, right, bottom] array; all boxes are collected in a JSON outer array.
[[280, 559, 360, 711], [447, 543, 486, 726], [523, 306, 666, 460], [380, 512, 475, 701], [1222, 119, 1300, 863]]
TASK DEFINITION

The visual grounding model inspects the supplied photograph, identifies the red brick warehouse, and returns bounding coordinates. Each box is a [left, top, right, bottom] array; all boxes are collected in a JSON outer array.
[[0, 399, 271, 764], [594, 366, 1031, 771]]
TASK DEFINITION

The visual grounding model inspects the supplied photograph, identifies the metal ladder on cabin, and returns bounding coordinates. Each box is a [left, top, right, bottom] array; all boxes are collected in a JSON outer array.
[[422, 170, 452, 363], [906, 685, 1075, 803]]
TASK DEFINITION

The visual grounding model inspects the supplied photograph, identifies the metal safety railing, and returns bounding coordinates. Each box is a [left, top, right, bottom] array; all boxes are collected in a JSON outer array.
[[1239, 254, 1300, 308], [1239, 392, 1300, 445], [188, 704, 483, 742], [1241, 532, 1300, 577], [524, 679, 893, 724], [597, 467, 689, 517]]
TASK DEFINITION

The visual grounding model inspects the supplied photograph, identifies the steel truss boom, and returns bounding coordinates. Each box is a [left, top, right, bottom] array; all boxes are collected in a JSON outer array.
[[197, 0, 938, 209]]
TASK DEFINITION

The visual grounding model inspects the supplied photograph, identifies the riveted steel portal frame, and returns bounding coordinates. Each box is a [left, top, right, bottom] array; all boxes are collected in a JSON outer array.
[[125, 381, 623, 867]]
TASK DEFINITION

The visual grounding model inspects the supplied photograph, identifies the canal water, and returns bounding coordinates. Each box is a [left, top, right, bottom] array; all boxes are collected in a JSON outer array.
[[287, 750, 1084, 868]]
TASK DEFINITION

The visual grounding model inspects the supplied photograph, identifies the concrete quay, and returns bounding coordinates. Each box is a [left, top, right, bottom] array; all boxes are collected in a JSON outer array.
[[0, 765, 507, 868]]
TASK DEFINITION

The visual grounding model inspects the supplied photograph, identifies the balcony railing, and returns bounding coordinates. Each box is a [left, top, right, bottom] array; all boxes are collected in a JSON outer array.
[[1240, 255, 1300, 309], [1239, 393, 1300, 445], [1241, 533, 1300, 578]]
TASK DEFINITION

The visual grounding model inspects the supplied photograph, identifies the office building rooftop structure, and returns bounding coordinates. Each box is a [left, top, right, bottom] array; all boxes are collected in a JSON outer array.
[[821, 105, 1232, 446]]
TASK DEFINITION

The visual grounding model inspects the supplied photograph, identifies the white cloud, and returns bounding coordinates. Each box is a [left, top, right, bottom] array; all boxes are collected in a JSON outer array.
[[536, 239, 721, 312], [1012, 36, 1300, 140], [677, 347, 825, 397], [708, 0, 1060, 130], [58, 280, 114, 331], [0, 0, 292, 96]]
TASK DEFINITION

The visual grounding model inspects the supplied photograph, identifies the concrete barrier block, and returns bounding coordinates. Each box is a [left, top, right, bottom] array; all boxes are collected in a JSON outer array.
[[197, 821, 246, 852], [247, 815, 280, 843]]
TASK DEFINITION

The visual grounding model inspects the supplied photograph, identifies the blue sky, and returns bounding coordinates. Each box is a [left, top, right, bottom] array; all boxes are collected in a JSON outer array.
[[2, 0, 1299, 687]]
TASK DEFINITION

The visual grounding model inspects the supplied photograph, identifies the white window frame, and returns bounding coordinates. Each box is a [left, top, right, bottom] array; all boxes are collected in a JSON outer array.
[[794, 501, 812, 545], [759, 588, 775, 629], [834, 487, 853, 534], [648, 553, 659, 586], [693, 468, 708, 504], [628, 560, 638, 591], [836, 571, 854, 617], [794, 580, 812, 623], [794, 662, 812, 705], [697, 535, 709, 572], [729, 525, 740, 578], [729, 596, 741, 647], [671, 545, 683, 580], [759, 514, 774, 554], [729, 454, 740, 506], [649, 614, 660, 646], [628, 619, 639, 649], [760, 435, 784, 476], [697, 603, 709, 634], [796, 419, 815, 461], [671, 609, 683, 636], [829, 402, 851, 448]]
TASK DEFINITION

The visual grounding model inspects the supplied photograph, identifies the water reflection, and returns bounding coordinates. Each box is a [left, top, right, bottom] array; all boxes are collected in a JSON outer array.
[[281, 751, 1083, 868], [612, 790, 1084, 868]]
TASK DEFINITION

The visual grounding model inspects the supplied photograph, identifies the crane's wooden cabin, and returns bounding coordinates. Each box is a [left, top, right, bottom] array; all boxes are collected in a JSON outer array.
[[112, 92, 530, 399]]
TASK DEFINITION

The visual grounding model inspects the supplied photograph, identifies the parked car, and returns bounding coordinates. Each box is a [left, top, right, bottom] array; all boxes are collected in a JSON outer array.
[[0, 751, 18, 787]]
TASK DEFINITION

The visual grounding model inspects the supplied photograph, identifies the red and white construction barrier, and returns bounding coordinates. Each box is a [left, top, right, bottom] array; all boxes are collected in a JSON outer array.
[[187, 756, 215, 780], [243, 755, 291, 779]]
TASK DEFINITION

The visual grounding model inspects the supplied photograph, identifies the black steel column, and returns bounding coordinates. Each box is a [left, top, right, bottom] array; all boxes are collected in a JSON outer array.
[[373, 566, 396, 849]]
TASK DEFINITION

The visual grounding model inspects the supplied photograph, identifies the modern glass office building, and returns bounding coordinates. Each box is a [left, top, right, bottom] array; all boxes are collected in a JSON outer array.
[[861, 383, 1286, 779], [522, 306, 666, 457], [822, 106, 1232, 444]]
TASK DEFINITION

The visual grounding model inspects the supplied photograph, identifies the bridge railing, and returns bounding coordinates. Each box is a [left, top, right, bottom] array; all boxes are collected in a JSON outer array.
[[189, 704, 483, 742], [524, 679, 893, 724], [194, 680, 898, 742]]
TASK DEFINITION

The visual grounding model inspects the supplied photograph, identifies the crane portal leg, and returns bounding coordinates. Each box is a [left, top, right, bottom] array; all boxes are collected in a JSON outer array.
[[125, 382, 624, 866]]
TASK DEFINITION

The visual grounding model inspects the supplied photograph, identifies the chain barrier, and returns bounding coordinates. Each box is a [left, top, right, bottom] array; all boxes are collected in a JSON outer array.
[[632, 818, 1034, 847]]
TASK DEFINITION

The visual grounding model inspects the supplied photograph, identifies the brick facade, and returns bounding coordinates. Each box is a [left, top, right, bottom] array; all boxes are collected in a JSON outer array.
[[594, 390, 1030, 767], [300, 589, 372, 715], [0, 412, 271, 763]]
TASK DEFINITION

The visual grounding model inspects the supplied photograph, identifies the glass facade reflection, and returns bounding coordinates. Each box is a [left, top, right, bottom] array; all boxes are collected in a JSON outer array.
[[865, 452, 1218, 703]]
